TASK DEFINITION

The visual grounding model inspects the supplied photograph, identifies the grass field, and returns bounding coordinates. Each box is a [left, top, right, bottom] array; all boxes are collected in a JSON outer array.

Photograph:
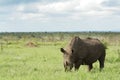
[[0, 32, 120, 80]]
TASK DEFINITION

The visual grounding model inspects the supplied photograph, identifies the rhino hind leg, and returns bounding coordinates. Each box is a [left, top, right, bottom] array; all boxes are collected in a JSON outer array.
[[98, 53, 105, 71], [88, 64, 93, 71]]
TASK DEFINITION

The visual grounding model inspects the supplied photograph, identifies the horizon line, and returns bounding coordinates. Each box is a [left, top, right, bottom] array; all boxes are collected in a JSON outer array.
[[0, 30, 120, 33]]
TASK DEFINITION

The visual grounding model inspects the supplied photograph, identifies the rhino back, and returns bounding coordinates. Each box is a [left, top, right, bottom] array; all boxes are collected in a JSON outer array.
[[79, 38, 105, 64], [65, 37, 106, 64]]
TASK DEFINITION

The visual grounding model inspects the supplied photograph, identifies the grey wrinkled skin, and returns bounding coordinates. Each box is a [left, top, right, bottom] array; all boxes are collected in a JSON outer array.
[[60, 36, 106, 72]]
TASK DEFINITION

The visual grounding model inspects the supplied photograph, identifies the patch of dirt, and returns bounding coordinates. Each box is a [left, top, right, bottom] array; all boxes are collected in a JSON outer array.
[[25, 42, 37, 47]]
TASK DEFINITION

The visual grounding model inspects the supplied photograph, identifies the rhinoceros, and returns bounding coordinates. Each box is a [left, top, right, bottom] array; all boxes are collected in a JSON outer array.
[[60, 36, 106, 71]]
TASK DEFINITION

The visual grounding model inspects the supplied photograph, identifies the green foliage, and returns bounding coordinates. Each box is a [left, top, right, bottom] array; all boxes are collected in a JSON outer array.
[[0, 45, 120, 80]]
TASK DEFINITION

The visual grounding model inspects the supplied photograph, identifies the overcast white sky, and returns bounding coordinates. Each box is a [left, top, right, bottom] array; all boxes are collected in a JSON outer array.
[[0, 0, 120, 32]]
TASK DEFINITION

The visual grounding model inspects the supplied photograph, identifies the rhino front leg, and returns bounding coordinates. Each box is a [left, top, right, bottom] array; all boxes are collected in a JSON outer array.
[[74, 60, 82, 71]]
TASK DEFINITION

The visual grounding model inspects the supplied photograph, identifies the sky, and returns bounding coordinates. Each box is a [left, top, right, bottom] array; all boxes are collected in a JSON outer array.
[[0, 0, 120, 32]]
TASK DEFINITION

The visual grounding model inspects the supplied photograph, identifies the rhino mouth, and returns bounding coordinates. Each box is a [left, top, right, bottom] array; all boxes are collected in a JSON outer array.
[[64, 65, 73, 72]]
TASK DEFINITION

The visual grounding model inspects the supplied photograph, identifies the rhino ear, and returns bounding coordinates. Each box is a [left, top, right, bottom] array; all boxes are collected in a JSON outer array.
[[60, 48, 66, 53]]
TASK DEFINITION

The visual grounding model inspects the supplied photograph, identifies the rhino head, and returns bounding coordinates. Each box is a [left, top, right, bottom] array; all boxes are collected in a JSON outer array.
[[60, 48, 74, 71]]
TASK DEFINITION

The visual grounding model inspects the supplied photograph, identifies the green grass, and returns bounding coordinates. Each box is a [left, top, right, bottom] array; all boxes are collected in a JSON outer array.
[[0, 43, 120, 80]]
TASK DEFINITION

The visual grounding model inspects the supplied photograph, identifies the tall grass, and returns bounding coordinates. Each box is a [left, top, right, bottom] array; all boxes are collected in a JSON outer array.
[[0, 44, 120, 80]]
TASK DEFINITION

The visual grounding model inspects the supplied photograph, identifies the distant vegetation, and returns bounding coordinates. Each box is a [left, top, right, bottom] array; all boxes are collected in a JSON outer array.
[[0, 32, 120, 46], [0, 32, 120, 53]]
